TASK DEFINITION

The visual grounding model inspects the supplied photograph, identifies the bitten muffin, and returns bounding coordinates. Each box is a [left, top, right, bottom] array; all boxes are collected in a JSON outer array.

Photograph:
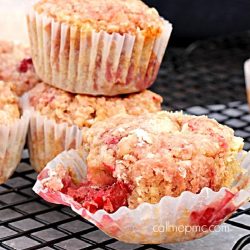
[[0, 41, 40, 96], [55, 111, 244, 212], [35, 116, 250, 244], [27, 0, 172, 95], [23, 82, 162, 172], [0, 81, 29, 183]]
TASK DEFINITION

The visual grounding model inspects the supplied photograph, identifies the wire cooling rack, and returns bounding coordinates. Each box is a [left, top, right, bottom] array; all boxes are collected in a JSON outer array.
[[0, 101, 249, 250], [0, 32, 250, 250], [151, 31, 250, 109]]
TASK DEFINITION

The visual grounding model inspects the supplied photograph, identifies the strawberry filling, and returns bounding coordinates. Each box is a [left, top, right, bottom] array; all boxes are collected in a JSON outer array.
[[62, 175, 131, 213], [18, 58, 33, 73], [104, 135, 121, 147]]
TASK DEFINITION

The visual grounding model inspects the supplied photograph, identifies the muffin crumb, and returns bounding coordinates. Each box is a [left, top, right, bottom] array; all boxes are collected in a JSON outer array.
[[0, 81, 20, 125]]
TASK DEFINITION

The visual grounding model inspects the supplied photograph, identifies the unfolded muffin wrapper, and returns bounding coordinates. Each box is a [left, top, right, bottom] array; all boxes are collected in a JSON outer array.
[[244, 59, 250, 104], [33, 149, 250, 244], [26, 4, 172, 96], [21, 93, 84, 173], [0, 111, 30, 184]]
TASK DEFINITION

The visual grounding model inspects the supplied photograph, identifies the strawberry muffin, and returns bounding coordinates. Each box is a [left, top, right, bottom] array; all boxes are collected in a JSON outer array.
[[35, 112, 250, 244], [27, 0, 172, 95], [47, 111, 244, 213], [22, 82, 162, 172], [0, 40, 40, 96], [0, 81, 29, 183]]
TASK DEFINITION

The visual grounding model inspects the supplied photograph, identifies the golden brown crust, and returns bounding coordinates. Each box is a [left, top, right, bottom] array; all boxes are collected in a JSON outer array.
[[28, 82, 162, 127], [0, 81, 20, 125], [84, 111, 244, 208], [34, 0, 164, 36]]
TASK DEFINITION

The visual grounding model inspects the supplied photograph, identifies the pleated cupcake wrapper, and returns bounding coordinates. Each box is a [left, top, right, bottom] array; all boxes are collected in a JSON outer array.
[[0, 111, 30, 184], [26, 7, 172, 95], [28, 112, 85, 173], [244, 59, 250, 104], [21, 93, 84, 173], [33, 149, 250, 244]]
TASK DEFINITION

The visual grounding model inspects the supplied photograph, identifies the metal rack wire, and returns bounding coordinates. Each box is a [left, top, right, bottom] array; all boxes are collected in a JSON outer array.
[[151, 31, 250, 109], [0, 32, 250, 250]]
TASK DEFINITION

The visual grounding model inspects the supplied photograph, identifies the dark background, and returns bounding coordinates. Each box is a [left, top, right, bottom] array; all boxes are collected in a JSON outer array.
[[143, 0, 250, 46], [142, 1, 250, 110]]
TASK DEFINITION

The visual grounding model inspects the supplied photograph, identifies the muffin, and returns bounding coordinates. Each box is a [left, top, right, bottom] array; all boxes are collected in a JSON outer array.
[[0, 81, 29, 183], [22, 82, 162, 172], [26, 0, 172, 95], [62, 111, 244, 210], [34, 112, 250, 244], [0, 40, 40, 96]]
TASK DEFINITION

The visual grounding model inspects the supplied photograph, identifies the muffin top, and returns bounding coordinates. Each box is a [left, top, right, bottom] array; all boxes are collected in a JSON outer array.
[[0, 40, 40, 96], [27, 83, 162, 127], [34, 0, 164, 35], [84, 111, 243, 208], [0, 81, 20, 125]]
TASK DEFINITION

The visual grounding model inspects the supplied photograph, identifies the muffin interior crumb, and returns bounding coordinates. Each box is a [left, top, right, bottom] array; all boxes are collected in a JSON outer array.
[[83, 111, 244, 209]]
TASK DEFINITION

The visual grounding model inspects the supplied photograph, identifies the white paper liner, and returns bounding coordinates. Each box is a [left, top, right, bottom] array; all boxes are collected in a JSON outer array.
[[33, 149, 250, 244], [21, 91, 85, 173], [0, 111, 30, 183], [244, 59, 250, 105], [28, 112, 84, 173], [21, 92, 84, 173], [26, 6, 172, 96]]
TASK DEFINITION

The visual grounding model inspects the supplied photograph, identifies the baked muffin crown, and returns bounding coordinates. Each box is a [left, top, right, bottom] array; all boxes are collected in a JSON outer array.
[[84, 111, 244, 208], [27, 82, 162, 127], [34, 0, 164, 35]]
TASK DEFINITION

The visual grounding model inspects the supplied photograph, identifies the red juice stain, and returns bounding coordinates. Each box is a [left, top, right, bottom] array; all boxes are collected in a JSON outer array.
[[104, 136, 120, 146], [190, 190, 236, 229], [103, 162, 115, 173], [96, 214, 121, 236], [38, 168, 49, 181]]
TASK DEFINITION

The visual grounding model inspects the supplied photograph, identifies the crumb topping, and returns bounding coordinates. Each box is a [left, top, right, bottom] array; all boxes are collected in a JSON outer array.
[[34, 0, 164, 35], [84, 111, 244, 208], [0, 81, 20, 125], [28, 82, 162, 127]]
